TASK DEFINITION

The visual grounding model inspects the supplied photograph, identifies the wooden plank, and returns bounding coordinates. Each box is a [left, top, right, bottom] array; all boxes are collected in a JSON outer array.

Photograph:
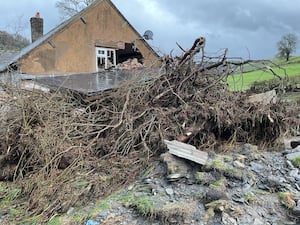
[[164, 140, 208, 165]]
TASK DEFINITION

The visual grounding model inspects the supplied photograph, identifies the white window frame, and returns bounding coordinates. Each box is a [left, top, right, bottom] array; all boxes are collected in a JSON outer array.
[[95, 47, 116, 71]]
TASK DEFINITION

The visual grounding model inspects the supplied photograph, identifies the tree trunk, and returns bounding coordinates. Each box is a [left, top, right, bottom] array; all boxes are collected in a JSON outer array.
[[286, 52, 290, 61]]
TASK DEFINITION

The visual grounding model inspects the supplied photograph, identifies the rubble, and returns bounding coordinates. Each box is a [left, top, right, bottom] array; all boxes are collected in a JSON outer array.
[[116, 58, 143, 70]]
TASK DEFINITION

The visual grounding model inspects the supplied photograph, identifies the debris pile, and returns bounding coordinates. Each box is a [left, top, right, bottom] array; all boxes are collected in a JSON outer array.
[[116, 58, 144, 70], [0, 37, 290, 220]]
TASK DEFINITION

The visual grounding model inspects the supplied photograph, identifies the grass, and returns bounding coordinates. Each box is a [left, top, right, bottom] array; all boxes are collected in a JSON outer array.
[[228, 56, 300, 91]]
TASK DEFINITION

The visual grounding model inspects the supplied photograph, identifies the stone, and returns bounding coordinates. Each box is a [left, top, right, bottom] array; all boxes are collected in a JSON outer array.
[[161, 152, 190, 179], [222, 213, 238, 225], [283, 137, 300, 149], [249, 162, 264, 173], [291, 141, 300, 149], [127, 184, 135, 191], [165, 187, 174, 196], [67, 207, 75, 215], [205, 188, 229, 203], [288, 169, 300, 180], [98, 210, 109, 218], [286, 160, 295, 169], [233, 160, 245, 169], [266, 175, 286, 189], [195, 172, 216, 185], [292, 200, 300, 217], [167, 173, 184, 181], [286, 151, 300, 161]]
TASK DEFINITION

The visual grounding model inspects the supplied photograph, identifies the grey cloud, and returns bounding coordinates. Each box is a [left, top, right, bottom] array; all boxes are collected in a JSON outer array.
[[0, 0, 299, 59]]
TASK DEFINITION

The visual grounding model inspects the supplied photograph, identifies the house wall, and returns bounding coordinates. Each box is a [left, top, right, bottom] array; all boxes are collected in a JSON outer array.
[[20, 0, 159, 75]]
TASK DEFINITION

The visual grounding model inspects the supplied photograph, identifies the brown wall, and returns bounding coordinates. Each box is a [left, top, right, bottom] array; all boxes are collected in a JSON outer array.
[[20, 0, 159, 75]]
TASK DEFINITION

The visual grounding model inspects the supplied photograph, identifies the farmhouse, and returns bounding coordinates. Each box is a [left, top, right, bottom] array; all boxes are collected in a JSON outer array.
[[0, 0, 160, 75]]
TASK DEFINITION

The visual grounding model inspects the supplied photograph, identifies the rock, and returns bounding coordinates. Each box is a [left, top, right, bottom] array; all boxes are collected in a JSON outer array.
[[98, 210, 109, 218], [127, 184, 135, 191], [286, 160, 295, 169], [283, 137, 300, 149], [249, 162, 264, 173], [233, 160, 245, 169], [161, 152, 190, 180], [222, 213, 238, 225], [292, 200, 300, 217], [291, 141, 300, 149], [67, 207, 75, 215], [195, 172, 216, 185], [286, 151, 300, 161], [205, 187, 229, 203], [165, 187, 174, 196], [266, 175, 286, 189], [288, 169, 300, 180], [166, 173, 183, 181]]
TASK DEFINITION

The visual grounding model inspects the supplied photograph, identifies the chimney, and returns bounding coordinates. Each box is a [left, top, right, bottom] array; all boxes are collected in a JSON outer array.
[[30, 12, 43, 43]]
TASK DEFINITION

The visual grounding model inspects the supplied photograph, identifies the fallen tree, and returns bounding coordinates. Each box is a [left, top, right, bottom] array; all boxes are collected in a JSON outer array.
[[0, 37, 291, 221]]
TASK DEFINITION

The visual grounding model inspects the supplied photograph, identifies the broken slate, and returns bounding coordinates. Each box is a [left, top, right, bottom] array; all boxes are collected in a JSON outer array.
[[164, 140, 208, 165]]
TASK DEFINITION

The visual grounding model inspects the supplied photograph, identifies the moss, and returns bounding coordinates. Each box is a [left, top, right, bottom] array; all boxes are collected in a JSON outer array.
[[222, 155, 233, 163], [224, 167, 243, 180], [209, 178, 227, 191], [119, 191, 158, 217], [205, 157, 244, 180], [243, 193, 257, 204], [205, 158, 227, 171], [292, 156, 300, 168]]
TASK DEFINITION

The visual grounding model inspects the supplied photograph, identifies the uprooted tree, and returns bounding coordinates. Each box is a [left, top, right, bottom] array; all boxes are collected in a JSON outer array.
[[0, 37, 294, 220]]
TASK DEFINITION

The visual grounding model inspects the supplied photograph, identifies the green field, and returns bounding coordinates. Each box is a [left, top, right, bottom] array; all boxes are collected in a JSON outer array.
[[227, 56, 300, 91]]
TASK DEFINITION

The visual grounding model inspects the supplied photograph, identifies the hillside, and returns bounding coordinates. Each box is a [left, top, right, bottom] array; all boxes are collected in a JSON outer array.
[[227, 56, 300, 91], [0, 30, 29, 51]]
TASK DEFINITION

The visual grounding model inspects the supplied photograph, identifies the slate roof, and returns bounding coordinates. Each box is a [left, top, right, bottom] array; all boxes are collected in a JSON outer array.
[[0, 0, 158, 72]]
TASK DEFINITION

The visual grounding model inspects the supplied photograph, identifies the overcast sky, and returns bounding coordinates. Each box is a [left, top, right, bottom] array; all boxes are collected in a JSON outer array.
[[0, 0, 299, 59]]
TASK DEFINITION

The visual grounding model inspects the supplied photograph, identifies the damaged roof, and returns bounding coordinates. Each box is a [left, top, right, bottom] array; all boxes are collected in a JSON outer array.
[[35, 68, 159, 96], [0, 0, 159, 72]]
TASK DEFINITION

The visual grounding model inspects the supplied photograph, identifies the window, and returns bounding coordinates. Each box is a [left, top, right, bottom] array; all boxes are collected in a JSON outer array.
[[95, 47, 116, 71]]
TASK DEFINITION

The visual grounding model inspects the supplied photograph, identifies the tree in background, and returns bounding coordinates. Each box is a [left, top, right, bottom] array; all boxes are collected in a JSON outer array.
[[55, 0, 95, 20], [0, 14, 30, 51], [0, 31, 29, 51], [277, 33, 298, 61]]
